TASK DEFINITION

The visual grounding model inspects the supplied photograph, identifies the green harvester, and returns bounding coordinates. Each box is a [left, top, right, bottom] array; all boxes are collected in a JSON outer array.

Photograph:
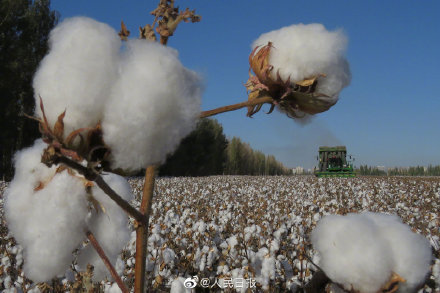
[[314, 146, 356, 178]]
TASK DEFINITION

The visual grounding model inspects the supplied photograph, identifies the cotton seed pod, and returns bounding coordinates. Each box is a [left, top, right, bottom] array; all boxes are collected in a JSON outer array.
[[246, 42, 336, 118], [246, 23, 351, 119]]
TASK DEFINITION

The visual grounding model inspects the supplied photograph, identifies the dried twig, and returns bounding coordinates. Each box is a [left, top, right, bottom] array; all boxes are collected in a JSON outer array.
[[86, 231, 129, 293], [54, 155, 147, 224], [200, 95, 273, 118]]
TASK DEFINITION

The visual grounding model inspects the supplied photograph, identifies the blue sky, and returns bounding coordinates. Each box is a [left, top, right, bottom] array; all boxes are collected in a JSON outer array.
[[51, 0, 440, 169]]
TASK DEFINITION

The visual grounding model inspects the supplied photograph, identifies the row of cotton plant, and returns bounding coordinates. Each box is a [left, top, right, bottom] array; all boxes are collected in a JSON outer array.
[[126, 176, 437, 292], [1, 176, 439, 292]]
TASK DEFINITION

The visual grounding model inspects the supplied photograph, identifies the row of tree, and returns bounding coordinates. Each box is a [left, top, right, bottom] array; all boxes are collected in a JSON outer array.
[[224, 137, 292, 175], [0, 0, 58, 180], [357, 165, 440, 176], [387, 165, 440, 176], [159, 119, 292, 177], [357, 165, 387, 176]]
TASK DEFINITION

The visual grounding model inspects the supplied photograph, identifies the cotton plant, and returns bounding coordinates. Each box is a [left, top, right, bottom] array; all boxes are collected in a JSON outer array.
[[5, 6, 202, 291], [311, 212, 433, 293]]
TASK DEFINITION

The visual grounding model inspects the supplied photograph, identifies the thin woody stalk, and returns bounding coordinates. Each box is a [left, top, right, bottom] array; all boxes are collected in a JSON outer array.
[[54, 155, 147, 224], [86, 231, 129, 293], [131, 96, 272, 292], [134, 165, 156, 293], [200, 95, 273, 118]]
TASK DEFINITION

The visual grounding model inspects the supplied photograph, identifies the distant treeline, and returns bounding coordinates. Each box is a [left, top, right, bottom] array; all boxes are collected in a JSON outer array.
[[357, 165, 440, 176], [159, 118, 292, 177]]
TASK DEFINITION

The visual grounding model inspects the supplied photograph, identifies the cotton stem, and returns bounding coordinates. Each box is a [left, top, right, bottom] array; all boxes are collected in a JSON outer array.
[[86, 231, 129, 293], [200, 95, 273, 118], [55, 155, 147, 224], [134, 165, 156, 293]]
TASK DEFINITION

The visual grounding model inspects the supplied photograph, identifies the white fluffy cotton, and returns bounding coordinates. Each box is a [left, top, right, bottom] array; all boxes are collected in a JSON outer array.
[[5, 141, 89, 282], [253, 23, 351, 98], [102, 39, 202, 171], [33, 17, 120, 137], [362, 212, 433, 292], [33, 17, 202, 172], [311, 212, 433, 293], [77, 173, 133, 281]]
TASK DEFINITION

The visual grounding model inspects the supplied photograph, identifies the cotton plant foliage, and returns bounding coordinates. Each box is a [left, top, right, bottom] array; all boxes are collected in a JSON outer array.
[[311, 212, 433, 293], [102, 39, 202, 171]]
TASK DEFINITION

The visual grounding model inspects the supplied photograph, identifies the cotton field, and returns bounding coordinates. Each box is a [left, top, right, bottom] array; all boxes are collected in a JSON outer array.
[[0, 176, 439, 292]]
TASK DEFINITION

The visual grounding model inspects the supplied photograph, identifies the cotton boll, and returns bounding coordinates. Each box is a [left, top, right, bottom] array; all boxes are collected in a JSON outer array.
[[362, 212, 433, 292], [9, 139, 55, 185], [77, 173, 133, 281], [22, 171, 88, 282], [33, 17, 120, 137], [102, 39, 202, 171], [311, 214, 393, 293], [4, 140, 91, 283], [253, 23, 351, 97], [5, 140, 56, 244]]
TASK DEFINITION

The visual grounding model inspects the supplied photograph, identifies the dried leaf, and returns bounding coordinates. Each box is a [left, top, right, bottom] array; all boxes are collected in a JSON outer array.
[[154, 275, 163, 288], [34, 181, 45, 192], [65, 127, 91, 147], [118, 20, 130, 41], [53, 110, 66, 141], [59, 148, 82, 161], [381, 272, 406, 293], [39, 96, 52, 136], [56, 165, 67, 174], [87, 191, 106, 214]]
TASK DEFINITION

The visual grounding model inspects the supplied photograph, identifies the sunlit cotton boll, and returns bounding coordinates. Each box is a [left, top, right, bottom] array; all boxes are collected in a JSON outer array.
[[362, 212, 433, 292], [311, 214, 394, 293], [102, 39, 202, 171], [5, 143, 89, 282], [5, 140, 56, 248], [253, 23, 351, 98], [33, 17, 120, 137], [77, 173, 133, 281]]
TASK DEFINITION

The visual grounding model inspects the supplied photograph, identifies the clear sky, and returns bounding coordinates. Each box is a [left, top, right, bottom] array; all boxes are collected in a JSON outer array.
[[50, 0, 440, 170]]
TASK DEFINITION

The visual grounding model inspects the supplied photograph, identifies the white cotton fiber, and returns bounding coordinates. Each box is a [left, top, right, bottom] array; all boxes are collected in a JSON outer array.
[[102, 39, 202, 171], [5, 140, 54, 251], [33, 17, 120, 137], [253, 23, 351, 97], [77, 173, 133, 281], [362, 212, 433, 292], [311, 212, 433, 293], [311, 214, 393, 293], [5, 143, 89, 282], [170, 277, 192, 293]]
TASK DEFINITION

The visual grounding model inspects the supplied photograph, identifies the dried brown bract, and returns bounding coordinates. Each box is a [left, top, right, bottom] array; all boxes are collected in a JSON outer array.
[[245, 42, 336, 118]]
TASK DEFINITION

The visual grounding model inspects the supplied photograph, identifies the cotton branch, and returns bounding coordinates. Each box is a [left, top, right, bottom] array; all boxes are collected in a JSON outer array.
[[200, 95, 273, 118], [86, 231, 129, 293], [51, 154, 147, 225]]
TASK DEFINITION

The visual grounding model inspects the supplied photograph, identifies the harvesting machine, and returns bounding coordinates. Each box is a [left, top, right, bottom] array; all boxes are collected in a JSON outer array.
[[314, 146, 355, 177]]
